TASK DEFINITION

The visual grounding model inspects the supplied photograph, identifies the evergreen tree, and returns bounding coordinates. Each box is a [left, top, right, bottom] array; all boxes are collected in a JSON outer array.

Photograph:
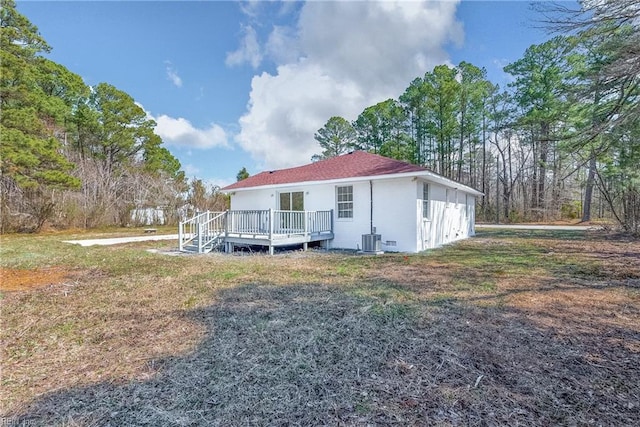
[[0, 0, 80, 191], [236, 167, 250, 181], [504, 37, 569, 218], [423, 65, 459, 178], [311, 116, 356, 161], [0, 0, 82, 231], [0, 0, 185, 231]]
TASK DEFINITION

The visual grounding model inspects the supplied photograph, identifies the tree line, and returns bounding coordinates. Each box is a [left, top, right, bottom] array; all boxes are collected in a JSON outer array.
[[0, 0, 231, 232], [2, 0, 637, 234], [312, 1, 639, 233]]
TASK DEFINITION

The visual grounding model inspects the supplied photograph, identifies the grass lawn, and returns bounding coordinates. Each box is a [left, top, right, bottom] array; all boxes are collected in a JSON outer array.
[[1, 229, 639, 425]]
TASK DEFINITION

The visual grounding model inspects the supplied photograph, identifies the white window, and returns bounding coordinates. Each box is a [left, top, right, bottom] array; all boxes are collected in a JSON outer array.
[[422, 183, 430, 219], [446, 188, 458, 207], [465, 194, 469, 218], [336, 186, 353, 219]]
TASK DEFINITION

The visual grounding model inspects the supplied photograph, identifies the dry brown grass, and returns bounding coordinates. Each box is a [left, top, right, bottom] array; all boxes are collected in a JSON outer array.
[[1, 229, 639, 425]]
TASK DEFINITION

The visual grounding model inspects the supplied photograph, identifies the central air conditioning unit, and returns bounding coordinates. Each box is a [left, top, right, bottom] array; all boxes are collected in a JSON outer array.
[[362, 233, 382, 253]]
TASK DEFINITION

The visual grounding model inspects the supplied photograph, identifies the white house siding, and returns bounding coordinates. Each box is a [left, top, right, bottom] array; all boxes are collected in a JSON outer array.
[[229, 177, 419, 252], [230, 188, 277, 211], [368, 178, 418, 253], [416, 181, 476, 251], [229, 177, 477, 253], [326, 177, 418, 252]]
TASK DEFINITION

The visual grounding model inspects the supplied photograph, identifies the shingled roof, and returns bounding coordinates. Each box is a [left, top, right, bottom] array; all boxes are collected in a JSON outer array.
[[222, 151, 427, 191]]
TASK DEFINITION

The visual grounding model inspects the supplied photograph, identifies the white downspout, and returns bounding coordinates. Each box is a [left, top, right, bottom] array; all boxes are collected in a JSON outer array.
[[369, 180, 374, 234]]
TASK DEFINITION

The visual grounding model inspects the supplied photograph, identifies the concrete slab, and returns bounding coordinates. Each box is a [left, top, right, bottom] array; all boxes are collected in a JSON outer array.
[[64, 234, 179, 247]]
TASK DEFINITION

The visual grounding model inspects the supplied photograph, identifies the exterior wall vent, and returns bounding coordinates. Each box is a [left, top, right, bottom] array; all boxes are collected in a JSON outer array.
[[362, 234, 382, 253]]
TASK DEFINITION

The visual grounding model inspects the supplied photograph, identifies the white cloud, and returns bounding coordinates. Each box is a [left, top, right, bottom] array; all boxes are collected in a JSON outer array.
[[238, 63, 365, 168], [183, 164, 200, 177], [225, 25, 263, 69], [492, 58, 515, 85], [165, 61, 183, 88], [265, 25, 299, 64], [185, 175, 234, 191], [206, 177, 236, 190], [238, 0, 262, 20], [153, 114, 229, 149], [138, 103, 229, 150], [235, 0, 464, 170]]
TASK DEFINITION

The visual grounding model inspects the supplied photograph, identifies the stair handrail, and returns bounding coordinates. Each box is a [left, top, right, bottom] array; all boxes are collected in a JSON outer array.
[[179, 211, 212, 251], [198, 211, 227, 253]]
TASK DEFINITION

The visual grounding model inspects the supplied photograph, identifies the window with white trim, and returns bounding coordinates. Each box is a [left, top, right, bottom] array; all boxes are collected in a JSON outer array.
[[422, 183, 430, 219], [336, 186, 353, 219], [465, 194, 469, 218]]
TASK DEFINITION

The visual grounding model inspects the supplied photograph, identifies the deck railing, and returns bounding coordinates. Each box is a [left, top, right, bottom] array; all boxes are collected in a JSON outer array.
[[180, 209, 333, 252], [226, 209, 333, 236], [272, 210, 333, 235], [227, 210, 270, 235]]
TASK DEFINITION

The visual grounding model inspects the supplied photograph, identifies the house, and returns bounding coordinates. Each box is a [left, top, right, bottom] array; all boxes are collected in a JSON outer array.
[[185, 151, 480, 254]]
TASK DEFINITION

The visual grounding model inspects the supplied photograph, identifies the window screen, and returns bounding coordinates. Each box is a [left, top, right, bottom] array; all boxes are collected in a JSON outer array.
[[422, 183, 430, 219]]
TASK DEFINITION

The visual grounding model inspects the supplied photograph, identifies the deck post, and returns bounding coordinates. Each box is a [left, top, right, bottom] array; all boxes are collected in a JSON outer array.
[[303, 242, 308, 251], [330, 209, 334, 233], [196, 222, 202, 253], [268, 208, 274, 256], [178, 221, 183, 251], [224, 210, 229, 239]]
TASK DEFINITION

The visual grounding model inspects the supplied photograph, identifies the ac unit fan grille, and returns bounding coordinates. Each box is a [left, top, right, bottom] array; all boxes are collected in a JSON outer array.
[[362, 234, 382, 252]]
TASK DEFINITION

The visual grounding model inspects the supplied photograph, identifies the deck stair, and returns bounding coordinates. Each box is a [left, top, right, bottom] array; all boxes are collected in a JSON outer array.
[[179, 211, 226, 254]]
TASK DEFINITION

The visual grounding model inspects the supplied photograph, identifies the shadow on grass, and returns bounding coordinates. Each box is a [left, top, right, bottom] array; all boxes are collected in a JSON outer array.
[[9, 279, 640, 426]]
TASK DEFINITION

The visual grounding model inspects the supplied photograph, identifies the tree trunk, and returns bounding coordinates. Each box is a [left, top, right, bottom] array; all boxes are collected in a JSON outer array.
[[531, 131, 538, 216], [583, 86, 602, 223], [458, 110, 464, 182], [582, 152, 597, 222], [538, 122, 549, 220], [481, 113, 487, 219], [502, 151, 510, 221]]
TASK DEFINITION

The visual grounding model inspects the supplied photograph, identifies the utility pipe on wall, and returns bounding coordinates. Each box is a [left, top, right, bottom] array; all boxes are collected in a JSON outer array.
[[369, 180, 374, 234]]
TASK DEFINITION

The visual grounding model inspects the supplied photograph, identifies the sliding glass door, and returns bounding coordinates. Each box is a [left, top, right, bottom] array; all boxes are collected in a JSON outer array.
[[278, 191, 304, 232]]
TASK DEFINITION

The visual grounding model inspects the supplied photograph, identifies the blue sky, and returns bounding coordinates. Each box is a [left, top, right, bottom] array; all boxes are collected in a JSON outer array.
[[19, 0, 561, 188]]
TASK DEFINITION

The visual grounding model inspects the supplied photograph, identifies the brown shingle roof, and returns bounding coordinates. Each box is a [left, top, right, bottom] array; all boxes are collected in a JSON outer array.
[[222, 151, 427, 191]]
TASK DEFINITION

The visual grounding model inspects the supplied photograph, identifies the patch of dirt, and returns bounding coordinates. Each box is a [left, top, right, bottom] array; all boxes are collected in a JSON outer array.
[[0, 267, 72, 292]]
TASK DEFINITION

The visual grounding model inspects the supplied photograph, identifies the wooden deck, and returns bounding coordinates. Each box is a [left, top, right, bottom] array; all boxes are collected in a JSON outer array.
[[179, 209, 334, 254]]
